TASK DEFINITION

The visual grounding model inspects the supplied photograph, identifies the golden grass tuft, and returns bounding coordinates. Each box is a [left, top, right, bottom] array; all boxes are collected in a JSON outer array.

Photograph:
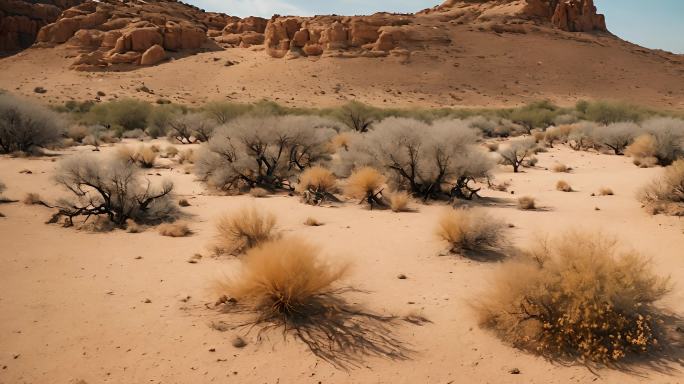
[[436, 208, 507, 255], [158, 222, 192, 237], [297, 166, 337, 194], [136, 146, 157, 168], [215, 237, 349, 320], [215, 207, 278, 255], [388, 191, 410, 212], [125, 219, 144, 233], [517, 196, 536, 210], [304, 217, 323, 226], [639, 159, 684, 215], [343, 167, 386, 200], [329, 132, 351, 152], [633, 156, 658, 168], [477, 231, 670, 364], [625, 134, 657, 161], [599, 187, 614, 196], [552, 163, 569, 173], [555, 180, 572, 192]]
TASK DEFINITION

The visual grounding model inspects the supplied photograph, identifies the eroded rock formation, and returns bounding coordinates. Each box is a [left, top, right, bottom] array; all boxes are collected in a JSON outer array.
[[0, 0, 84, 52]]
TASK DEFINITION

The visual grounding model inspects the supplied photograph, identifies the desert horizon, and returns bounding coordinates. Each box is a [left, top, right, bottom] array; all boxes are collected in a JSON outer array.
[[1, 0, 683, 383]]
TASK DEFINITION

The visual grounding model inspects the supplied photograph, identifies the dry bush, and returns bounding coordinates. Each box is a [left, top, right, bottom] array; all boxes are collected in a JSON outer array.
[[593, 122, 639, 155], [177, 148, 195, 164], [136, 146, 157, 168], [168, 113, 216, 144], [552, 163, 569, 173], [178, 198, 191, 207], [639, 159, 684, 215], [556, 180, 572, 192], [342, 118, 492, 200], [478, 232, 670, 364], [633, 156, 659, 168], [196, 116, 336, 191], [53, 155, 176, 226], [125, 219, 143, 233], [523, 156, 538, 168], [215, 237, 349, 321], [158, 222, 192, 237], [304, 217, 323, 226], [22, 192, 46, 205], [343, 167, 386, 208], [163, 145, 179, 158], [249, 187, 269, 198], [598, 187, 614, 196], [498, 138, 536, 173], [485, 142, 499, 152], [625, 133, 657, 162], [388, 191, 410, 212], [518, 196, 536, 210], [297, 166, 337, 205], [329, 132, 352, 152], [67, 125, 90, 143], [436, 208, 507, 256], [639, 118, 684, 165], [0, 93, 64, 153], [532, 131, 545, 143], [215, 207, 278, 255]]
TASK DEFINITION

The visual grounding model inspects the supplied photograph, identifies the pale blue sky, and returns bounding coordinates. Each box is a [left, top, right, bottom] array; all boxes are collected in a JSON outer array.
[[189, 0, 683, 54]]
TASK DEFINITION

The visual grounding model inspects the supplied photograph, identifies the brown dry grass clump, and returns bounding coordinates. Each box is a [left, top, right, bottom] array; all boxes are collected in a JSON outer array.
[[304, 217, 323, 226], [163, 145, 179, 158], [343, 167, 386, 208], [329, 132, 351, 152], [599, 187, 614, 196], [626, 134, 658, 167], [22, 192, 42, 205], [116, 145, 157, 168], [478, 231, 670, 364], [178, 198, 191, 207], [388, 191, 410, 212], [178, 148, 195, 164], [158, 222, 192, 237], [556, 180, 572, 192], [125, 219, 144, 233], [215, 237, 349, 321], [518, 196, 536, 210], [436, 208, 507, 256], [297, 166, 337, 205], [215, 207, 278, 255], [639, 159, 684, 215], [552, 163, 569, 173]]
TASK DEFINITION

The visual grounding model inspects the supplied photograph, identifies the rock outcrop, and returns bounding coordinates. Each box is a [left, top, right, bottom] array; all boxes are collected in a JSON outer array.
[[0, 0, 84, 52], [34, 0, 229, 68], [525, 0, 606, 32]]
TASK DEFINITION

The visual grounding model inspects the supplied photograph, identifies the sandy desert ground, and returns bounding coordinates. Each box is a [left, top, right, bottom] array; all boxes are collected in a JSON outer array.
[[1, 138, 683, 384], [1, 23, 683, 111]]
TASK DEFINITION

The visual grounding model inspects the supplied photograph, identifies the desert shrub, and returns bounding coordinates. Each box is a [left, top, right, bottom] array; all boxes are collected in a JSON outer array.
[[593, 122, 640, 155], [163, 145, 179, 158], [625, 133, 657, 164], [581, 100, 646, 124], [638, 118, 684, 165], [388, 191, 410, 212], [22, 192, 44, 205], [465, 116, 524, 138], [509, 100, 560, 133], [147, 104, 183, 138], [249, 187, 269, 197], [343, 166, 386, 209], [178, 198, 190, 207], [304, 217, 323, 226], [599, 187, 614, 196], [67, 125, 90, 143], [117, 145, 157, 168], [335, 101, 378, 132], [202, 101, 251, 124], [523, 156, 538, 168], [215, 207, 279, 255], [85, 98, 151, 132], [177, 148, 195, 164], [0, 93, 64, 153], [567, 121, 598, 151], [214, 236, 349, 323], [485, 142, 499, 152], [633, 156, 659, 168], [297, 166, 337, 205], [158, 222, 192, 237], [498, 138, 536, 173], [556, 180, 572, 192], [638, 159, 684, 215], [196, 116, 336, 191], [517, 196, 536, 210], [121, 129, 145, 139], [342, 117, 493, 200], [478, 232, 670, 363], [552, 163, 569, 173], [53, 155, 177, 226], [436, 208, 507, 256], [168, 113, 216, 144], [329, 132, 352, 152]]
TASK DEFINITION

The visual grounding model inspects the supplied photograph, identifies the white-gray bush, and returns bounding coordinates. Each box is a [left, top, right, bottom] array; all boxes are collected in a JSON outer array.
[[54, 155, 177, 226], [168, 113, 216, 144], [497, 138, 536, 173], [640, 117, 684, 165], [195, 116, 337, 191], [341, 117, 493, 200], [567, 121, 598, 151], [0, 93, 64, 153], [592, 122, 639, 155], [465, 116, 525, 138]]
